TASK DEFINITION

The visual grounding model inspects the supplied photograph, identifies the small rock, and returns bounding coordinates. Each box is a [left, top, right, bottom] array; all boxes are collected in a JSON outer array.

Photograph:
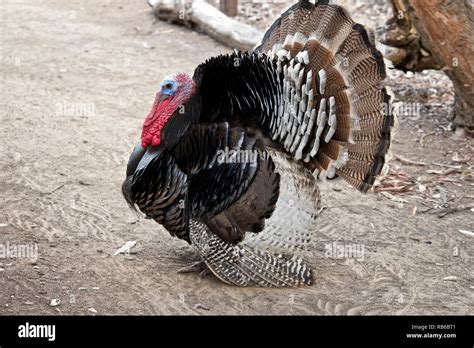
[[33, 266, 40, 270], [24, 301, 34, 305], [50, 299, 61, 307], [92, 287, 100, 290], [0, 268, 4, 272], [141, 42, 154, 49], [443, 276, 458, 282], [452, 247, 459, 257], [0, 223, 9, 228], [418, 184, 427, 193], [435, 263, 444, 266], [125, 216, 138, 224], [88, 307, 98, 314]]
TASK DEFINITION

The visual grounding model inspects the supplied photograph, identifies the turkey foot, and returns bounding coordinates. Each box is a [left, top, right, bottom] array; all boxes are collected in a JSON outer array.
[[177, 260, 211, 277]]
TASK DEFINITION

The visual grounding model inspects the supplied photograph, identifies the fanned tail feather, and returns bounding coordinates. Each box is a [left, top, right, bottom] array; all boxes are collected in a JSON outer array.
[[256, 0, 394, 192]]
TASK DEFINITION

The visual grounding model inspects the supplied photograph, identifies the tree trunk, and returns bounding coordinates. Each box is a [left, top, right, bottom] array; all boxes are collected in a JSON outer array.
[[219, 0, 238, 17], [380, 0, 474, 128]]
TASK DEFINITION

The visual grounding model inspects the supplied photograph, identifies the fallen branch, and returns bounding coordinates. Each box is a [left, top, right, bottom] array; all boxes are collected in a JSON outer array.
[[148, 0, 263, 51]]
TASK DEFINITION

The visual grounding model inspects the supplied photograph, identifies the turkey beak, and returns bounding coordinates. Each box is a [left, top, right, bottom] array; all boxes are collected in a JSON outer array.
[[159, 94, 169, 103]]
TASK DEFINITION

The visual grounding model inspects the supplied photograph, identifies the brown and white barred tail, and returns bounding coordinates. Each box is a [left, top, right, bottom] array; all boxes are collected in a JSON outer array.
[[189, 220, 313, 287], [254, 0, 394, 192]]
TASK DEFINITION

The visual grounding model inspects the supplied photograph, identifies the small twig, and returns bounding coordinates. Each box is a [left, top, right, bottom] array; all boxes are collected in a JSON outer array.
[[323, 204, 377, 210], [357, 260, 371, 275], [317, 206, 327, 214], [39, 183, 67, 195], [431, 162, 463, 169], [374, 186, 410, 193], [420, 131, 435, 147], [459, 230, 474, 237], [380, 192, 408, 203], [419, 206, 434, 214], [395, 154, 426, 166], [194, 303, 210, 311], [438, 178, 463, 183], [431, 203, 474, 218], [426, 168, 462, 175]]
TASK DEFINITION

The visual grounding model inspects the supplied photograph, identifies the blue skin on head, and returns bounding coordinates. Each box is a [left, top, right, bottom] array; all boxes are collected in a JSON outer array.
[[160, 79, 178, 96]]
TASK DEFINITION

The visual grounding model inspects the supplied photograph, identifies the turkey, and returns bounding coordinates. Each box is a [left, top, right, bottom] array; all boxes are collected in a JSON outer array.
[[122, 0, 394, 287]]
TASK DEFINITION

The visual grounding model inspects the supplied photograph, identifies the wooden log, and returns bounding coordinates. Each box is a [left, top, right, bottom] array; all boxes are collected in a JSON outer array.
[[148, 0, 262, 51]]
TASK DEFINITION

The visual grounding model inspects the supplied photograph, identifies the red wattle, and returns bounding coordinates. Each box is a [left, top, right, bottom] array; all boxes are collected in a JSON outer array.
[[143, 99, 171, 127], [141, 97, 174, 147]]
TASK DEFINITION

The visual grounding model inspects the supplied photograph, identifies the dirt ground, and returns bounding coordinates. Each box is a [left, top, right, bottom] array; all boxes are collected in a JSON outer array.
[[0, 0, 472, 315]]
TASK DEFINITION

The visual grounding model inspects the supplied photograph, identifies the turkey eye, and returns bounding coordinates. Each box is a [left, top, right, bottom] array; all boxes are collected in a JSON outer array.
[[165, 83, 173, 89]]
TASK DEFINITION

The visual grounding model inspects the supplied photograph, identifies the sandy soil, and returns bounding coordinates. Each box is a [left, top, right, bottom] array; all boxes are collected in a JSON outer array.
[[0, 0, 472, 315]]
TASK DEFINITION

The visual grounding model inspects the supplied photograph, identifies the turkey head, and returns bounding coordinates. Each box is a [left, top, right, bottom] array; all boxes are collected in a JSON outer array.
[[141, 72, 198, 148]]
